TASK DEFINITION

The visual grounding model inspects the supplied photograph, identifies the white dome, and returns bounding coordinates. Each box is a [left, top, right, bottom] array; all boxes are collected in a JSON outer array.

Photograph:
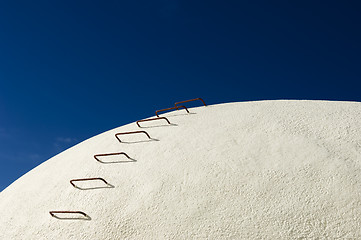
[[1, 100, 361, 239]]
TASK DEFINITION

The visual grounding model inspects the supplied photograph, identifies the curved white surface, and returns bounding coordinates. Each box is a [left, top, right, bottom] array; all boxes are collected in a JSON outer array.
[[1, 100, 361, 239]]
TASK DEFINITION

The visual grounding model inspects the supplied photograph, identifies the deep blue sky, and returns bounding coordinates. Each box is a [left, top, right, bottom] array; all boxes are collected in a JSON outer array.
[[0, 0, 360, 191]]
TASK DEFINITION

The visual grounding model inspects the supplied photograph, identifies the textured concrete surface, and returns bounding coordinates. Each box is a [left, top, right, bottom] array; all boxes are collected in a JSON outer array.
[[1, 100, 361, 239]]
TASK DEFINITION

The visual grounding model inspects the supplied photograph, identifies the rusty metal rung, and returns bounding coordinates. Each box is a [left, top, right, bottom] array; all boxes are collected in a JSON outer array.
[[70, 178, 108, 188], [94, 152, 131, 163], [175, 98, 206, 107], [49, 211, 88, 218], [136, 117, 171, 128], [155, 105, 189, 117], [115, 131, 151, 142]]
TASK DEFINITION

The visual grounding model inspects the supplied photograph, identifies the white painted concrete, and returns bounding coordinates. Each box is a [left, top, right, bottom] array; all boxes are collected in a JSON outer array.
[[1, 100, 361, 239]]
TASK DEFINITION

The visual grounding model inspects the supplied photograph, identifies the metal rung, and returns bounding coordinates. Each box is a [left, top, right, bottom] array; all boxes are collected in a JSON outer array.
[[155, 105, 189, 117], [175, 98, 206, 107], [115, 131, 151, 142], [49, 211, 89, 220], [136, 117, 171, 128], [94, 152, 132, 163], [70, 178, 108, 188]]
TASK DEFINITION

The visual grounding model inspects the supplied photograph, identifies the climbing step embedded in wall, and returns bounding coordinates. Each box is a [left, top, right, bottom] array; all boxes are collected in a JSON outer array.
[[136, 117, 171, 128], [115, 130, 154, 143], [155, 105, 189, 117], [70, 177, 114, 190], [94, 152, 135, 164], [174, 97, 207, 107], [49, 211, 91, 220]]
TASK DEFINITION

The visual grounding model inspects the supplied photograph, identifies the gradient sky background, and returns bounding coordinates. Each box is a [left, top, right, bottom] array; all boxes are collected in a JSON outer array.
[[0, 0, 360, 191]]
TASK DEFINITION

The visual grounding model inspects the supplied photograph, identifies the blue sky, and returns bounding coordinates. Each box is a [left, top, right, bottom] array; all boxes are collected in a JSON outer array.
[[0, 0, 360, 191]]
